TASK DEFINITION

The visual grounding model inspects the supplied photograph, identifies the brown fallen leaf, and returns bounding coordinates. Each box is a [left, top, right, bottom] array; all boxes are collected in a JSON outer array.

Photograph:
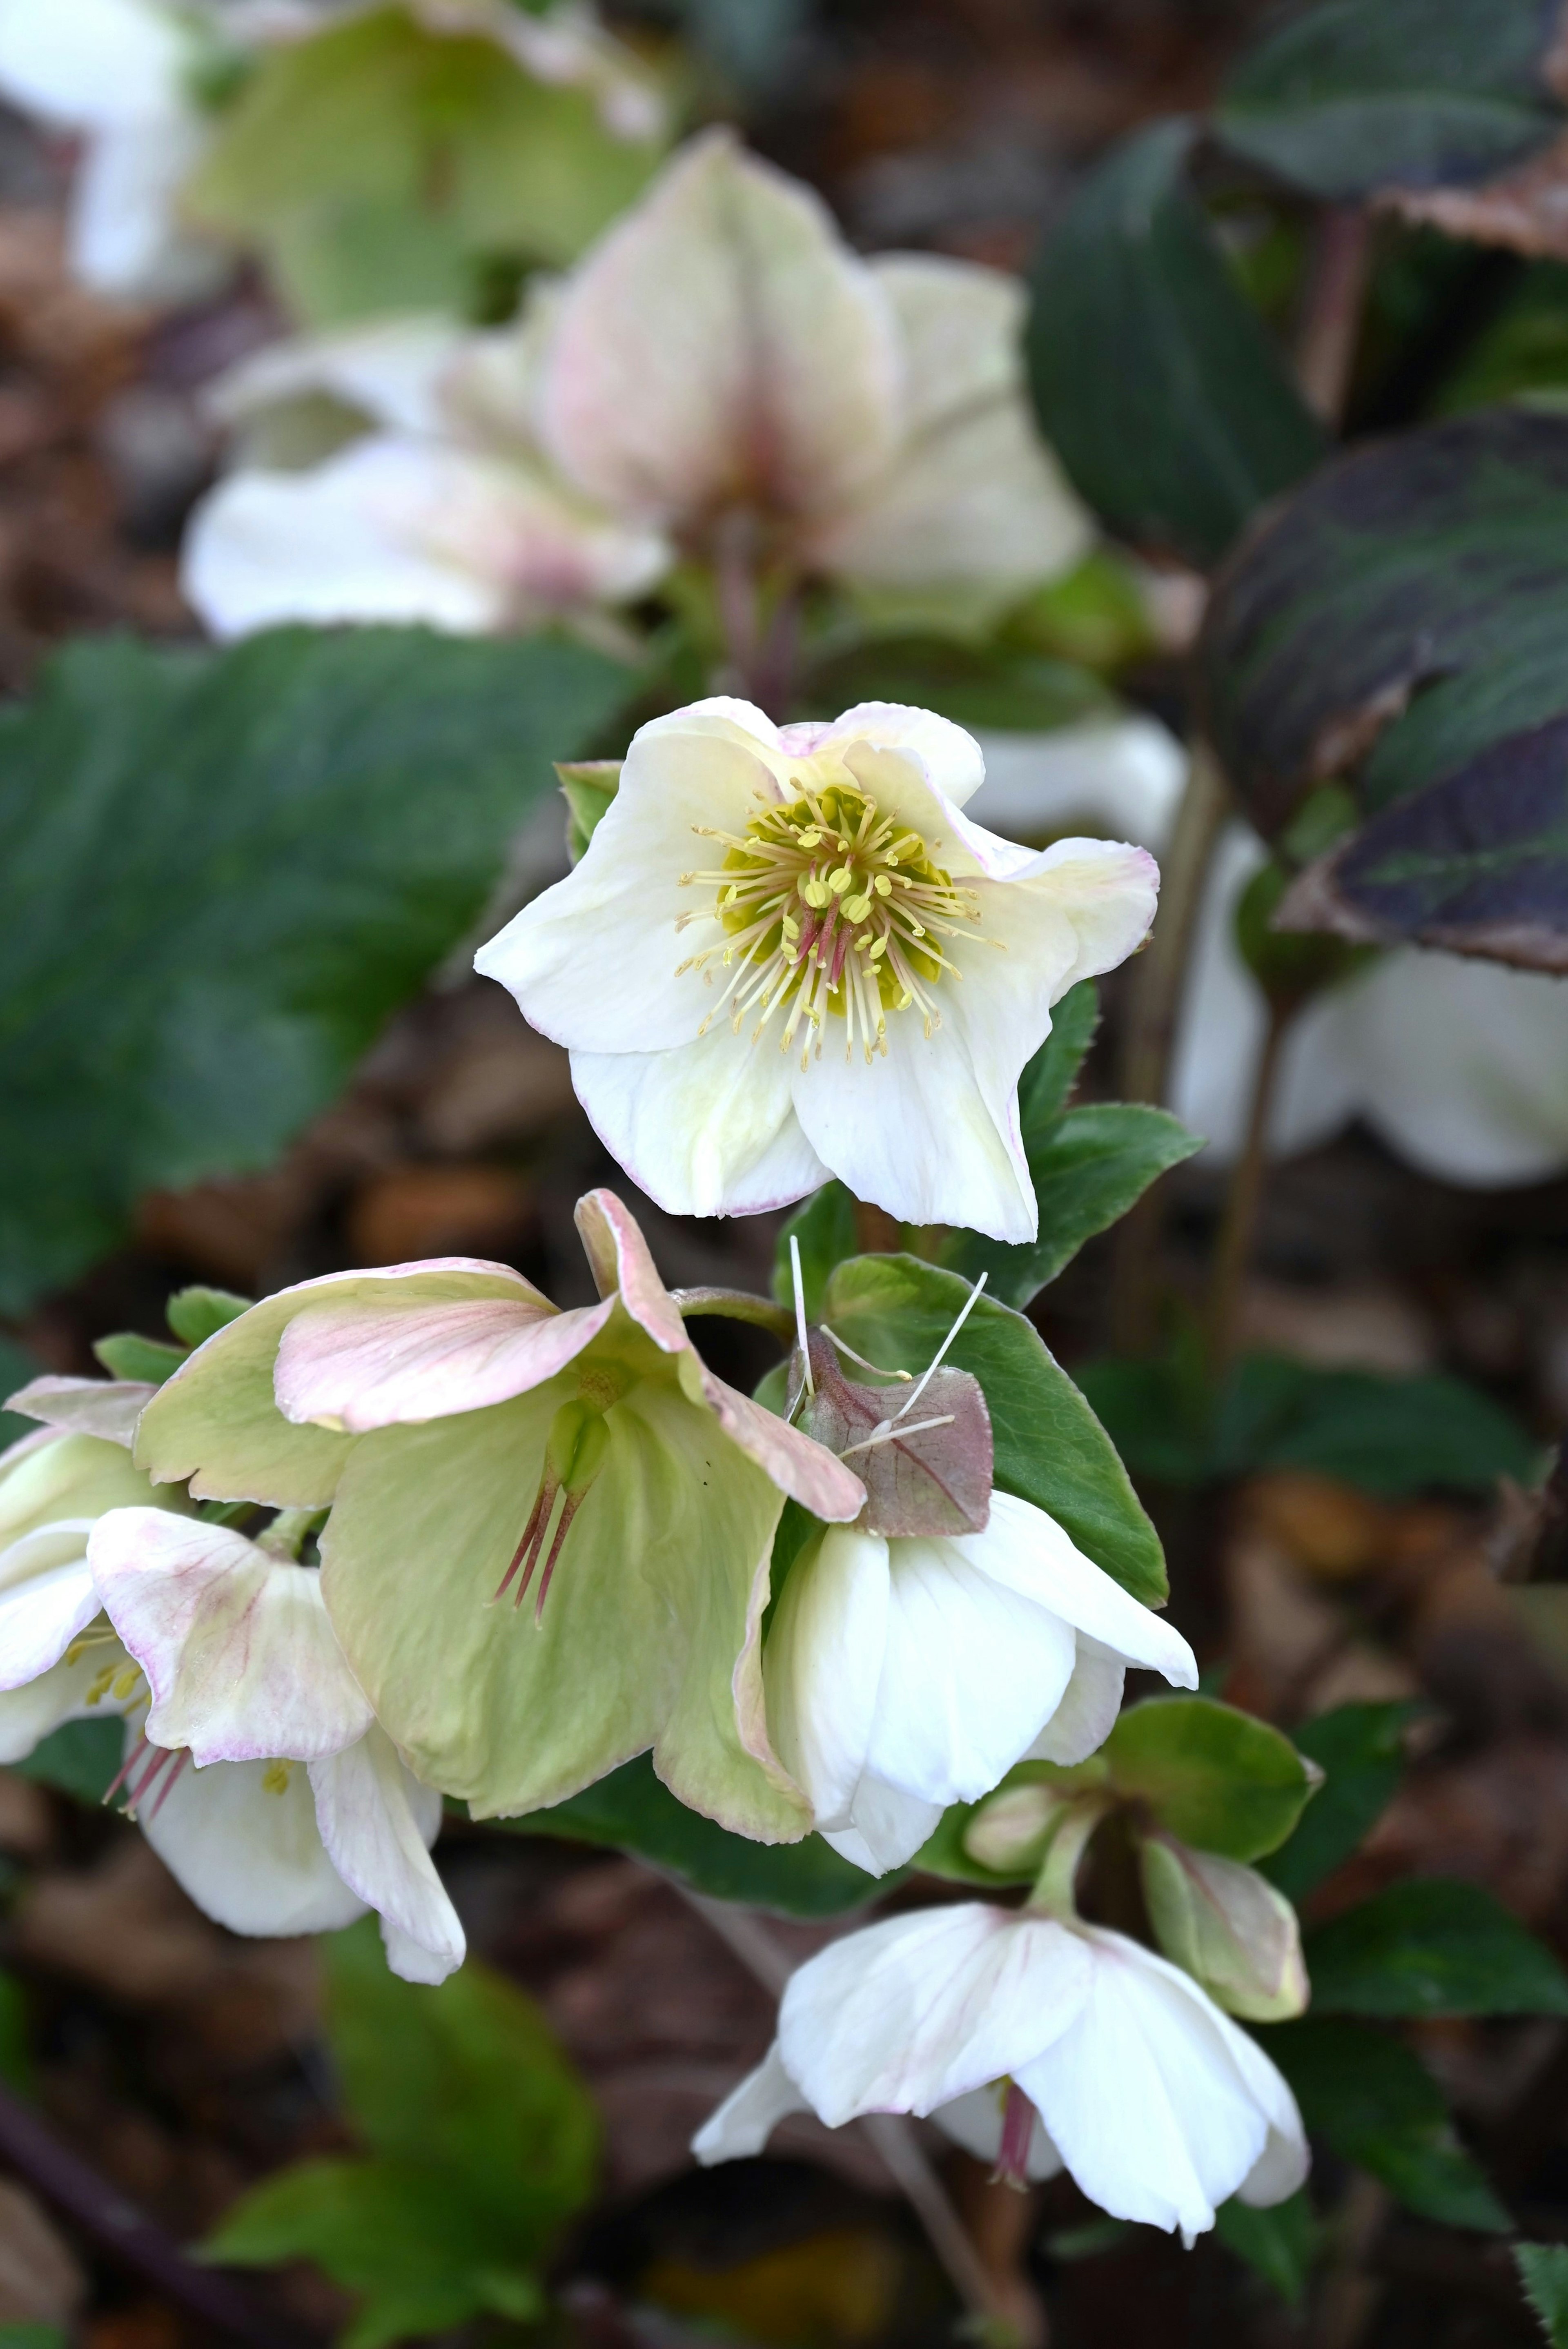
[[0, 2178, 86, 2324]]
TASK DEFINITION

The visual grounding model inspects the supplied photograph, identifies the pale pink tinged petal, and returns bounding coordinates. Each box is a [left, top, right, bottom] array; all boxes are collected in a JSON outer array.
[[572, 1189, 688, 1348], [275, 1294, 613, 1429], [693, 2044, 809, 2165], [570, 1035, 827, 1222], [778, 1905, 1090, 2124], [863, 1534, 1078, 1806], [89, 1512, 372, 1765], [825, 1775, 942, 1876], [1025, 1640, 1126, 1768], [824, 703, 987, 810], [138, 1748, 366, 1938], [765, 1528, 889, 1829], [205, 314, 468, 439], [537, 129, 902, 524], [700, 1378, 866, 1521], [962, 1493, 1196, 1686], [5, 1377, 153, 1449], [0, 1527, 101, 1687], [934, 2084, 1063, 2182], [308, 1727, 465, 1985], [792, 1018, 1035, 1242]]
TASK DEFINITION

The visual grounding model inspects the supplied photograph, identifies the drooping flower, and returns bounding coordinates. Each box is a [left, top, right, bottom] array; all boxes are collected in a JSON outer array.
[[182, 129, 1090, 640], [87, 1507, 465, 1983], [475, 699, 1158, 1240], [694, 1901, 1308, 2243], [764, 1491, 1198, 1875], [133, 1191, 866, 1833], [966, 713, 1568, 1188]]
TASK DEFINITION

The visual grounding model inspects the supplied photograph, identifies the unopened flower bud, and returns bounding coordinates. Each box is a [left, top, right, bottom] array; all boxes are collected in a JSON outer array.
[[1138, 1832, 1309, 2022], [963, 1780, 1076, 1876]]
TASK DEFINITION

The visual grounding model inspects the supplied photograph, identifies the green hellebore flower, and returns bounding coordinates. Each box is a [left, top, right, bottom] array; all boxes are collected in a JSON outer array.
[[135, 1190, 866, 1835]]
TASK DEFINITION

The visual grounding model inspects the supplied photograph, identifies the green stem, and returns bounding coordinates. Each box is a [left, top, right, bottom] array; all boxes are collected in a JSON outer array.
[[1205, 999, 1292, 1380], [670, 1287, 795, 1343], [256, 1507, 328, 1561], [1024, 1796, 1112, 1923]]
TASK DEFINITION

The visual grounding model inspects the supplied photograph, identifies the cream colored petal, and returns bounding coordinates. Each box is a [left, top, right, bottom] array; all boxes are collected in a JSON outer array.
[[693, 2044, 808, 2165], [0, 0, 185, 124], [1025, 1640, 1126, 1767], [139, 1748, 366, 1938], [571, 1032, 826, 1220], [308, 1728, 465, 1985], [962, 1493, 1195, 1685], [826, 1775, 943, 1876], [206, 314, 468, 439], [0, 1431, 174, 1548], [765, 1527, 889, 1831], [0, 1527, 102, 1688], [538, 129, 902, 523], [71, 114, 223, 305]]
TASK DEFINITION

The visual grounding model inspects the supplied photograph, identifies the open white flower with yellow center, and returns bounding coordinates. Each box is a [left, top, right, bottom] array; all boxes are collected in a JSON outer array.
[[694, 1901, 1307, 2244], [87, 1508, 465, 1984], [765, 1492, 1198, 1876], [476, 699, 1158, 1239]]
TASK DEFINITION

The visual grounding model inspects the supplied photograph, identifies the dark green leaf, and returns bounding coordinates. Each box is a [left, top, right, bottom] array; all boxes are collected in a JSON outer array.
[[772, 1183, 860, 1324], [0, 2329, 67, 2349], [16, 1718, 121, 1805], [1215, 2191, 1319, 2305], [1027, 120, 1328, 568], [557, 759, 621, 865], [1018, 980, 1100, 1131], [821, 1253, 1166, 1604], [1516, 2242, 1568, 2345], [165, 1287, 252, 1349], [1261, 1702, 1415, 1902], [942, 1103, 1200, 1309], [0, 628, 631, 1314], [1103, 1697, 1317, 1861], [92, 1335, 186, 1384], [1305, 1879, 1568, 2017], [1200, 408, 1568, 955], [1262, 2017, 1510, 2231], [1217, 0, 1565, 204], [504, 1753, 881, 1917], [798, 636, 1109, 734]]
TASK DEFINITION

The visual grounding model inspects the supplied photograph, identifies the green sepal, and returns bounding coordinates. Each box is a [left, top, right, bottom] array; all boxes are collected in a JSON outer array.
[[557, 759, 621, 864], [91, 1333, 188, 1385], [165, 1286, 253, 1349], [1102, 1696, 1319, 1862]]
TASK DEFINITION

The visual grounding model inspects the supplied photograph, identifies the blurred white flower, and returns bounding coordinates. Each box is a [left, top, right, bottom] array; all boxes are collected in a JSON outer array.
[[968, 715, 1568, 1188], [183, 127, 1091, 640], [89, 1508, 466, 1983], [694, 1901, 1308, 2242], [764, 1492, 1196, 1875], [476, 697, 1158, 1238]]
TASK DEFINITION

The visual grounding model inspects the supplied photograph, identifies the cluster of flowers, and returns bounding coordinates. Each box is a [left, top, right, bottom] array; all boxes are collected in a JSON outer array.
[[0, 696, 1312, 2240]]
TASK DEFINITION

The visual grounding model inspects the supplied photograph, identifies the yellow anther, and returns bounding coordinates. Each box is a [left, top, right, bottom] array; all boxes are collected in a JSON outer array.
[[802, 877, 830, 908], [873, 873, 893, 896], [262, 1759, 292, 1796], [828, 867, 853, 897], [113, 1666, 142, 1701], [843, 893, 872, 923]]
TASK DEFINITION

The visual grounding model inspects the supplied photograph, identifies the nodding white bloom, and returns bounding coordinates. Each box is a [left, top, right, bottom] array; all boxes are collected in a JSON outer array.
[[694, 1903, 1308, 2244], [0, 0, 227, 303], [476, 699, 1158, 1240], [764, 1492, 1197, 1875], [969, 714, 1568, 1188], [184, 127, 1089, 641], [87, 1509, 466, 1984]]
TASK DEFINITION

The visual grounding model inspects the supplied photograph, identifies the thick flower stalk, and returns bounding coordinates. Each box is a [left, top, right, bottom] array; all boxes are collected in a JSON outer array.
[[764, 1490, 1198, 1875], [133, 1192, 866, 1833], [87, 1509, 465, 1984], [183, 128, 1090, 640], [694, 1899, 1308, 2243], [476, 699, 1158, 1240]]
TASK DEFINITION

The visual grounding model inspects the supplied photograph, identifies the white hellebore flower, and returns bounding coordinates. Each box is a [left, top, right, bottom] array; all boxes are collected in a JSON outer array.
[[477, 698, 1158, 1239], [966, 714, 1568, 1189], [695, 1903, 1308, 2244], [183, 127, 1089, 640], [0, 0, 227, 303], [764, 1491, 1197, 1875], [87, 1508, 465, 1985]]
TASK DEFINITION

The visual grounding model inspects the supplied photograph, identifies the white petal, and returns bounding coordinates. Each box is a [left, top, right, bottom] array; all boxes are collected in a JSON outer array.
[[812, 702, 987, 810], [139, 1748, 366, 1937], [308, 1728, 465, 1985], [5, 1377, 152, 1449], [777, 1904, 1091, 2124], [538, 130, 901, 524], [693, 2044, 808, 2165], [0, 1526, 101, 1688], [474, 706, 785, 1057], [0, 1432, 171, 1554], [961, 1492, 1194, 1684], [572, 1031, 826, 1220], [206, 314, 469, 439], [824, 1775, 943, 1876], [965, 717, 1187, 852], [0, 1642, 125, 1761], [1024, 1640, 1126, 1767], [862, 1534, 1077, 1808], [89, 1513, 373, 1765], [70, 114, 220, 304], [275, 1294, 613, 1429], [764, 1527, 889, 1831], [933, 2083, 1064, 2182], [0, 0, 185, 123]]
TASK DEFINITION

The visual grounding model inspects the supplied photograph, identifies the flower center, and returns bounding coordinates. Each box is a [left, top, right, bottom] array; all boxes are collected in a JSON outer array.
[[678, 776, 981, 1068]]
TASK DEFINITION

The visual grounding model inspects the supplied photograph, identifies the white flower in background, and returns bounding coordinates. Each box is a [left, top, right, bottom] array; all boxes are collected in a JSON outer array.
[[183, 128, 1090, 641], [87, 1509, 466, 1983], [764, 1491, 1197, 1875], [694, 1902, 1308, 2243], [0, 0, 227, 303], [476, 698, 1158, 1240], [969, 714, 1568, 1188]]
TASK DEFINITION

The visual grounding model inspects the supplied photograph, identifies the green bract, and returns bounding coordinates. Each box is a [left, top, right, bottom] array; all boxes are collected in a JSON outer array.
[[135, 1192, 865, 1833]]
